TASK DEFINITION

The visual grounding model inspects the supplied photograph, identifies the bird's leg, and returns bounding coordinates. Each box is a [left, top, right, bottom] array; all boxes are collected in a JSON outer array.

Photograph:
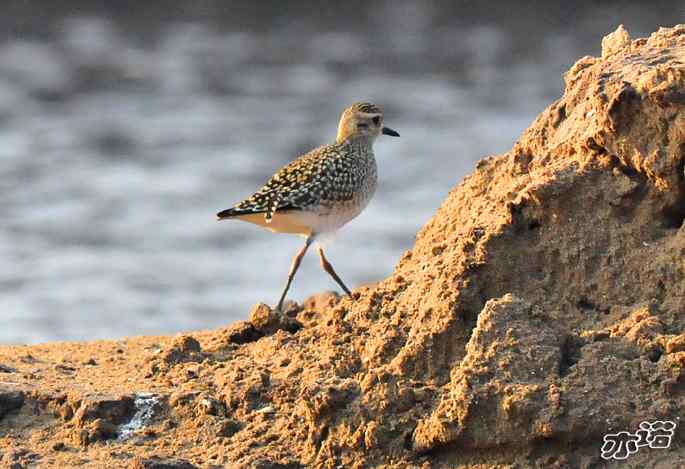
[[276, 236, 313, 312], [317, 245, 352, 296]]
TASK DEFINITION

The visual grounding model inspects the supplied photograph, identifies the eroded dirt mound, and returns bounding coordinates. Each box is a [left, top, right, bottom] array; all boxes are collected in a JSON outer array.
[[2, 25, 685, 468]]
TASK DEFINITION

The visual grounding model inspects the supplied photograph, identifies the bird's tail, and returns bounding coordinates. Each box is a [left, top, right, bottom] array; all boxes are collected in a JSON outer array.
[[216, 207, 265, 220], [216, 208, 242, 220]]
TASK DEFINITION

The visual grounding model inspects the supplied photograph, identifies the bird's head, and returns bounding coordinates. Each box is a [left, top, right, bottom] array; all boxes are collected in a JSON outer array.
[[336, 102, 400, 143]]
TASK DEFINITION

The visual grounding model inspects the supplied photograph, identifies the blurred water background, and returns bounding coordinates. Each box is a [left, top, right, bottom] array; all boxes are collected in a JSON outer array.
[[0, 1, 681, 343]]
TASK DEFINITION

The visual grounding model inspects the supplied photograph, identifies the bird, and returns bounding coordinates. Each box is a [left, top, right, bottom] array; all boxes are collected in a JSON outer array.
[[216, 102, 400, 312]]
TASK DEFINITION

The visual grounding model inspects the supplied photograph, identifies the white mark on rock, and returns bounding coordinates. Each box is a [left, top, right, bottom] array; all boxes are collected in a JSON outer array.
[[117, 393, 159, 441], [255, 405, 275, 414]]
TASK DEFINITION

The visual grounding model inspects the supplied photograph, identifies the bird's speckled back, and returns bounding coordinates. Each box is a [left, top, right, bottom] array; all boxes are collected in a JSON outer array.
[[230, 139, 377, 221]]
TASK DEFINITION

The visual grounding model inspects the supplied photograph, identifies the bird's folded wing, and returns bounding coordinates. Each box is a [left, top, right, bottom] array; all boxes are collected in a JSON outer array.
[[219, 144, 342, 221]]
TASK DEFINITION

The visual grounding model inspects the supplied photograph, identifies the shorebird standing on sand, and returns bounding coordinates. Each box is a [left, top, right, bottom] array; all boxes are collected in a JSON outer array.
[[217, 102, 400, 311]]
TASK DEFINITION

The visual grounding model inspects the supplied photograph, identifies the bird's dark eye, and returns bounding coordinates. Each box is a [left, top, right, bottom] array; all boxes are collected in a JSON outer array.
[[357, 123, 368, 129], [372, 116, 381, 126]]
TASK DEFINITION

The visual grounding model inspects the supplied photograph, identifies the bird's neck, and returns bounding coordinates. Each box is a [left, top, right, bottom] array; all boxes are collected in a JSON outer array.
[[336, 135, 375, 149]]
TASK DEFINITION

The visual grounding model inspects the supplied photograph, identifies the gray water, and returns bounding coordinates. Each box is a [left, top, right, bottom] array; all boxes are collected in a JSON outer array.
[[0, 1, 680, 343]]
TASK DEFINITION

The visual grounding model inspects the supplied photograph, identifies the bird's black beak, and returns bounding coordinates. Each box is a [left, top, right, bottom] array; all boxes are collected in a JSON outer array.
[[382, 126, 400, 137]]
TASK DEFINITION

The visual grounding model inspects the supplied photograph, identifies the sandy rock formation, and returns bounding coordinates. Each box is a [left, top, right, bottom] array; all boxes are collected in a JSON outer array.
[[1, 24, 685, 468]]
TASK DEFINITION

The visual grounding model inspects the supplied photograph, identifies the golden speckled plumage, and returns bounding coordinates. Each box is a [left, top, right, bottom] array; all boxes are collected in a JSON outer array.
[[221, 140, 376, 224], [217, 102, 393, 232], [216, 101, 400, 311]]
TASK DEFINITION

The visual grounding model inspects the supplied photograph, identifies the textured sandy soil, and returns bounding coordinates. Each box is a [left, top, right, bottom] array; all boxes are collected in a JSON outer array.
[[2, 25, 685, 469]]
